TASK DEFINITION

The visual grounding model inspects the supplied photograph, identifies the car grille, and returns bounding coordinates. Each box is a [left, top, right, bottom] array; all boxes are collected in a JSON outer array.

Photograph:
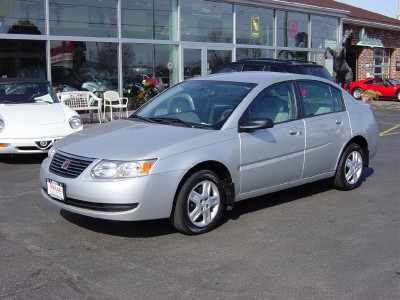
[[50, 151, 95, 178]]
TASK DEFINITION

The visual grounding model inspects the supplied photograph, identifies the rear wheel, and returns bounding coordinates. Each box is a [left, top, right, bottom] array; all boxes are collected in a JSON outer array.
[[333, 143, 364, 191], [171, 170, 225, 235], [352, 88, 363, 100], [396, 90, 400, 101]]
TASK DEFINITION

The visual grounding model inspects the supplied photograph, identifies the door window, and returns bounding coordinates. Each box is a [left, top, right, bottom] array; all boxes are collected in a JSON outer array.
[[246, 82, 297, 124], [297, 81, 344, 117]]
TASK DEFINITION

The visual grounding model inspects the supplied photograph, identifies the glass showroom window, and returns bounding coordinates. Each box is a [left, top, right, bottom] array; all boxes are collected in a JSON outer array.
[[310, 16, 338, 49], [374, 48, 390, 79], [50, 41, 118, 93], [236, 48, 274, 60], [180, 0, 233, 43], [0, 39, 46, 78], [236, 5, 274, 46], [0, 0, 45, 35], [122, 43, 178, 108], [49, 0, 117, 37], [276, 11, 309, 60], [121, 0, 177, 40]]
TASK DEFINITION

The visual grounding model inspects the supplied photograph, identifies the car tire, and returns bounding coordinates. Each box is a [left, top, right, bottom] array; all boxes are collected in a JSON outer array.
[[333, 143, 364, 191], [397, 90, 400, 102], [352, 88, 363, 100], [171, 170, 225, 235]]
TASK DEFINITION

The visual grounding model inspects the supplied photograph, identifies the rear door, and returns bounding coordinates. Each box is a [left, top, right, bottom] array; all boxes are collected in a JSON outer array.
[[298, 80, 351, 178]]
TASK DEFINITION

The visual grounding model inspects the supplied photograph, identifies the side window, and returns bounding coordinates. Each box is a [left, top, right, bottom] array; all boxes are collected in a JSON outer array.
[[246, 82, 297, 124], [267, 65, 286, 73], [242, 64, 264, 71], [298, 81, 345, 116]]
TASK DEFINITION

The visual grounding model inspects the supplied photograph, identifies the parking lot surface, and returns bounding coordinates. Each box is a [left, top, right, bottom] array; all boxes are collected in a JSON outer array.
[[0, 100, 399, 299]]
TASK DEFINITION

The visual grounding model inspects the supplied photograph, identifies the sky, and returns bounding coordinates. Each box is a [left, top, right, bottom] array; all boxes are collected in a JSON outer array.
[[334, 0, 398, 19]]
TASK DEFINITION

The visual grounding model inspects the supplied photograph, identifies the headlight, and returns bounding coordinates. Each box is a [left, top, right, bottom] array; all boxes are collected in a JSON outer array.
[[69, 116, 82, 129], [91, 159, 157, 179], [0, 119, 4, 133], [48, 146, 57, 158]]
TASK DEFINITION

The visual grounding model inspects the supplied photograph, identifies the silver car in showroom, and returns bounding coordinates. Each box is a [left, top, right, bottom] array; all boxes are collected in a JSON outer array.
[[40, 72, 379, 235]]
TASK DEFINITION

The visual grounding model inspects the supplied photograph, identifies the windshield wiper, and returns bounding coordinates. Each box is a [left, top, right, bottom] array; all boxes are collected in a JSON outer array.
[[150, 117, 193, 127], [129, 115, 156, 123]]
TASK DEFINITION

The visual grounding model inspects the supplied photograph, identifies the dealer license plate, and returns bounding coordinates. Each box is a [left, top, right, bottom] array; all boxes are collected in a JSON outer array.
[[47, 179, 65, 201]]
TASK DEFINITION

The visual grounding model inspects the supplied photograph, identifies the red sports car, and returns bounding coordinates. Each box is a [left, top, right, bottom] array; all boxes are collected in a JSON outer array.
[[350, 78, 400, 101]]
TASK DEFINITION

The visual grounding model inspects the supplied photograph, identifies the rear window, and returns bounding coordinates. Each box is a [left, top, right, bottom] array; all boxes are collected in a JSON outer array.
[[213, 64, 243, 73]]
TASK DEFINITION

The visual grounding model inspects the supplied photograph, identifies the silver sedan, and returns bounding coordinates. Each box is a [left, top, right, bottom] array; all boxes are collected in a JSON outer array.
[[40, 72, 379, 235]]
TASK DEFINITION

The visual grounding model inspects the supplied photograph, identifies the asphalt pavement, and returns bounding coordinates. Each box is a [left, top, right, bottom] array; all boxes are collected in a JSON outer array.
[[0, 99, 399, 299]]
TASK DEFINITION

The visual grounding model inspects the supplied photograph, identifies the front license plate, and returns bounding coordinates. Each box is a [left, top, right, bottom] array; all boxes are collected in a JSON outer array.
[[47, 179, 65, 201]]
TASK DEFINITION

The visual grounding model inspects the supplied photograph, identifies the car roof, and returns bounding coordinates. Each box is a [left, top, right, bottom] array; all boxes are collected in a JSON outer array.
[[0, 77, 50, 84], [189, 71, 334, 85]]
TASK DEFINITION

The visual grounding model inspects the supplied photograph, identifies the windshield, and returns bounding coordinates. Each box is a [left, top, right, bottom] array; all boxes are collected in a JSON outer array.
[[132, 80, 255, 129], [387, 78, 400, 86], [0, 82, 59, 104]]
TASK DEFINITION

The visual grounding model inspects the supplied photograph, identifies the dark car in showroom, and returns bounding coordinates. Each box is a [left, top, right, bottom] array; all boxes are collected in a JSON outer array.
[[212, 58, 334, 82]]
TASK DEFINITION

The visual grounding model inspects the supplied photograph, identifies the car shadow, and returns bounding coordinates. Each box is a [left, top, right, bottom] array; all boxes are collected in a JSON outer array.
[[60, 210, 176, 238], [60, 168, 374, 238], [222, 167, 374, 223], [0, 154, 47, 164]]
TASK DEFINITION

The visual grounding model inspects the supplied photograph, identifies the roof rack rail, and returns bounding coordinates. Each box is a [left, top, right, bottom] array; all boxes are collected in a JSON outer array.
[[239, 58, 317, 65]]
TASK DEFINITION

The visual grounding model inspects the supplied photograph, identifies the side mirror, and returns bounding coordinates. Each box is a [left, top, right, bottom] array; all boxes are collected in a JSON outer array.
[[239, 118, 274, 132]]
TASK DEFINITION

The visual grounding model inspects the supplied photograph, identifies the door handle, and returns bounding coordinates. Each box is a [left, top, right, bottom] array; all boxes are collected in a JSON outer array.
[[290, 127, 302, 135], [336, 117, 343, 125]]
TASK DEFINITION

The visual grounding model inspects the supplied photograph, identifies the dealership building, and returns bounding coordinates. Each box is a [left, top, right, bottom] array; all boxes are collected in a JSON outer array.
[[1, 0, 399, 95]]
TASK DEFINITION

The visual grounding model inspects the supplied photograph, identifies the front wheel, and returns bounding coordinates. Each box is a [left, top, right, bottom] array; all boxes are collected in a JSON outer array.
[[171, 170, 225, 235], [352, 88, 363, 100], [333, 143, 364, 191], [396, 90, 400, 102]]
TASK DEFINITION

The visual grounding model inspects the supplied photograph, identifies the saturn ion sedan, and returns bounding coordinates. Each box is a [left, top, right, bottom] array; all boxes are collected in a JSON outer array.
[[40, 72, 379, 235], [0, 78, 82, 154]]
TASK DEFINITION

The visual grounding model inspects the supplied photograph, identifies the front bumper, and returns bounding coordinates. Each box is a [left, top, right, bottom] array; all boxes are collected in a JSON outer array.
[[40, 157, 182, 221], [0, 137, 62, 154]]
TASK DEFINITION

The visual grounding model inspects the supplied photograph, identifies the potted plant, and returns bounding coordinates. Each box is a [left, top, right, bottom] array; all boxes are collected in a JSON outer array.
[[361, 89, 381, 104]]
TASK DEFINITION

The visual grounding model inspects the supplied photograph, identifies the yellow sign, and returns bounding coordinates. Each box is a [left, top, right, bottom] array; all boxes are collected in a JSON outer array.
[[251, 16, 259, 38]]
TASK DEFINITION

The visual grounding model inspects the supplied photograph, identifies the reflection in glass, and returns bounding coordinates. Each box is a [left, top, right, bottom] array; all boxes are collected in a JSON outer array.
[[0, 0, 45, 35], [276, 11, 308, 49], [236, 49, 274, 60], [50, 41, 118, 93], [311, 16, 338, 49], [49, 0, 117, 37], [121, 0, 177, 40], [0, 39, 46, 78], [122, 44, 178, 108], [277, 50, 308, 61], [207, 50, 231, 74], [180, 0, 232, 43], [236, 5, 273, 46], [184, 49, 201, 80]]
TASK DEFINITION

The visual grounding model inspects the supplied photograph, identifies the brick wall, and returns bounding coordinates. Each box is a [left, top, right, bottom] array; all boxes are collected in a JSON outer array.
[[344, 25, 400, 81]]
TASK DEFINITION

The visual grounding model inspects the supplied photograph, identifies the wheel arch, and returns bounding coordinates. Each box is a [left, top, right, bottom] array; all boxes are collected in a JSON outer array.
[[340, 136, 370, 167], [170, 160, 235, 218]]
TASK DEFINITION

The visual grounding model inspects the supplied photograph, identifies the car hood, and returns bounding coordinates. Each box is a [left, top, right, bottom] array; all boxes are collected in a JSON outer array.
[[0, 103, 66, 125], [55, 119, 217, 160]]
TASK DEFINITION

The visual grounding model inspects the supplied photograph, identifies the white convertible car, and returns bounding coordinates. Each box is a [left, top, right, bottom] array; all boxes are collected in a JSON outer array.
[[0, 78, 83, 154]]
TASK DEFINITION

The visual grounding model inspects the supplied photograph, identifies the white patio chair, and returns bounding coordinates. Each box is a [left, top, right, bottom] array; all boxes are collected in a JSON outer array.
[[57, 91, 102, 123], [103, 91, 129, 121]]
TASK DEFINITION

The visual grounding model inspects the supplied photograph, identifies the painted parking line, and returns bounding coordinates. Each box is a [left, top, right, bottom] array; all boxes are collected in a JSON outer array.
[[380, 124, 400, 136]]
